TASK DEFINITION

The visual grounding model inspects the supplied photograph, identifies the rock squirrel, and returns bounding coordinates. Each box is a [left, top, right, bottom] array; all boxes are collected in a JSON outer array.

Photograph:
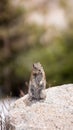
[[28, 62, 46, 100]]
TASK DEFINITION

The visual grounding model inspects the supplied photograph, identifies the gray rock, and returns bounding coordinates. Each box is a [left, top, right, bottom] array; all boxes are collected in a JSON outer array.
[[8, 84, 73, 130]]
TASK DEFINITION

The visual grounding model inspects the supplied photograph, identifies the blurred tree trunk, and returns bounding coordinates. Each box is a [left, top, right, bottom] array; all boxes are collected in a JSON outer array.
[[3, 35, 11, 58], [0, 0, 24, 96], [3, 66, 11, 95]]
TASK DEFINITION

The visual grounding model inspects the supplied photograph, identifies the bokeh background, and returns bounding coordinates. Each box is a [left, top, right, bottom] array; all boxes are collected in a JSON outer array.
[[0, 0, 73, 97]]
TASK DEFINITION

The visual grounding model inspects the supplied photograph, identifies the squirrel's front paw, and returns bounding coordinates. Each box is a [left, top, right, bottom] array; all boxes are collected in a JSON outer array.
[[40, 90, 46, 100]]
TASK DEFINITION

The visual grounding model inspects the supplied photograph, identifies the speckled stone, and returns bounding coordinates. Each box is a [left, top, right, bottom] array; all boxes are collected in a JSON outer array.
[[9, 84, 73, 130]]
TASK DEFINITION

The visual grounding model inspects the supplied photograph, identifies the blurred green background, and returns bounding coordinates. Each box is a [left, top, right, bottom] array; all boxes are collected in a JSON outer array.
[[0, 0, 73, 97]]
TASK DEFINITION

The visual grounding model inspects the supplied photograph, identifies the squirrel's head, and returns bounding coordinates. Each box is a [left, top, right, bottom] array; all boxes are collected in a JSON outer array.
[[32, 62, 44, 75]]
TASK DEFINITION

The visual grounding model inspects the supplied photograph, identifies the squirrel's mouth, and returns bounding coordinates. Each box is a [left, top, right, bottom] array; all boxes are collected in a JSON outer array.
[[33, 71, 42, 76], [33, 73, 37, 77]]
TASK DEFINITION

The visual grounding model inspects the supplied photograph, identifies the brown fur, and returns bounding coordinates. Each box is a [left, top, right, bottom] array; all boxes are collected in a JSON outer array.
[[28, 62, 46, 100]]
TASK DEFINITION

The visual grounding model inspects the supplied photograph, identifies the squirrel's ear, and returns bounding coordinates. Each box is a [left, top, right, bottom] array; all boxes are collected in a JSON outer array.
[[33, 63, 35, 68], [33, 63, 36, 69]]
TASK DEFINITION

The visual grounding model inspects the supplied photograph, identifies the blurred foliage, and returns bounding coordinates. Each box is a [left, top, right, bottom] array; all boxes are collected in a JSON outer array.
[[0, 0, 73, 96]]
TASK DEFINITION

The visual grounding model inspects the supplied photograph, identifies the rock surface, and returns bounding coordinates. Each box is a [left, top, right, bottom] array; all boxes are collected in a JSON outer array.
[[9, 84, 73, 130]]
